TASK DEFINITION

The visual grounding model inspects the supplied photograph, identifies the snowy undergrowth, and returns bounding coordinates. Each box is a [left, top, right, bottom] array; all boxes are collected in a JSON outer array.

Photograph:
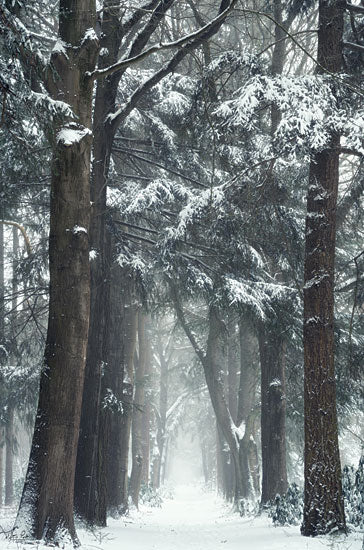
[[0, 485, 362, 550]]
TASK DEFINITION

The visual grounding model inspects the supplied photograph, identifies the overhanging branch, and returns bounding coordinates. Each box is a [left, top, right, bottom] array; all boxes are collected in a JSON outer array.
[[88, 0, 238, 81]]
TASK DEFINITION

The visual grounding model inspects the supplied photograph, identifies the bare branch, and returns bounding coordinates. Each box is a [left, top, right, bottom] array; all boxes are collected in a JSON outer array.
[[88, 0, 238, 80], [112, 147, 208, 188], [343, 40, 364, 54], [0, 221, 31, 256], [345, 2, 364, 15]]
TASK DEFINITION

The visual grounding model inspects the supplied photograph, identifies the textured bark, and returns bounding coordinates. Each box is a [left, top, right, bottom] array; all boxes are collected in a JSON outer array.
[[14, 1, 98, 542], [75, 0, 177, 523], [130, 313, 148, 507], [74, 0, 122, 525], [76, 0, 239, 516], [259, 328, 287, 504], [301, 1, 346, 536]]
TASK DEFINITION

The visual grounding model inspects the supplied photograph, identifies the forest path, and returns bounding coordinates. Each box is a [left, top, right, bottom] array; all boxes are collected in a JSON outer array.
[[80, 484, 361, 550]]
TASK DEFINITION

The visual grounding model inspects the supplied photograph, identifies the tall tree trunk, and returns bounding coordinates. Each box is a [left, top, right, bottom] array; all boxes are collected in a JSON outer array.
[[172, 289, 251, 503], [0, 429, 3, 506], [258, 328, 287, 504], [141, 347, 152, 486], [14, 1, 98, 542], [76, 0, 238, 519], [151, 330, 169, 489], [237, 322, 259, 500], [75, 0, 175, 521], [227, 319, 239, 424], [74, 0, 122, 525], [301, 0, 346, 536], [0, 221, 4, 506], [5, 405, 14, 507], [5, 226, 19, 509], [0, 217, 5, 366], [130, 313, 148, 507], [106, 264, 138, 516], [255, 0, 293, 507]]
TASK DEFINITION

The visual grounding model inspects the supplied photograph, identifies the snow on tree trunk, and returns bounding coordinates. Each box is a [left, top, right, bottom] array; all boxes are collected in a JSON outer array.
[[74, 0, 122, 526], [13, 0, 99, 543], [301, 0, 346, 537]]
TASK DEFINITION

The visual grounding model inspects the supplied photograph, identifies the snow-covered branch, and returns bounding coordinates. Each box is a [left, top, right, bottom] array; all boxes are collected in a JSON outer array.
[[88, 0, 238, 81]]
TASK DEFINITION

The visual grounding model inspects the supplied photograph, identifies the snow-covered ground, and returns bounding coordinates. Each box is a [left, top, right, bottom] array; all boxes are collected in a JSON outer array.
[[0, 485, 362, 550]]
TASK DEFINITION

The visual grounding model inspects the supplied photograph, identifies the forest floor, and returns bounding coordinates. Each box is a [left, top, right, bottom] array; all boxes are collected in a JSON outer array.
[[0, 485, 362, 550]]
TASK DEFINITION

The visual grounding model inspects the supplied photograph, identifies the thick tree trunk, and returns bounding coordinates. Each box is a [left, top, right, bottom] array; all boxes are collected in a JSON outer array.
[[258, 328, 287, 504], [77, 0, 238, 519], [301, 0, 346, 536], [74, 0, 122, 526], [130, 313, 148, 507], [14, 1, 98, 542]]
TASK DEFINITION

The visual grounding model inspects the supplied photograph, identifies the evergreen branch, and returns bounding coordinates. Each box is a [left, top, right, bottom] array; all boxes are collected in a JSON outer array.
[[168, 281, 206, 365], [105, 1, 238, 134], [0, 6, 47, 92], [236, 6, 364, 97], [112, 147, 208, 188]]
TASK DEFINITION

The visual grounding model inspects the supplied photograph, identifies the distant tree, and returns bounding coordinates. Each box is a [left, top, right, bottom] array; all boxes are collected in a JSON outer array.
[[130, 312, 149, 507]]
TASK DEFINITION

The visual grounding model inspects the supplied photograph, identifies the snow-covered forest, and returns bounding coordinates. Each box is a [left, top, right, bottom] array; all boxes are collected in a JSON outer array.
[[0, 0, 363, 549]]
